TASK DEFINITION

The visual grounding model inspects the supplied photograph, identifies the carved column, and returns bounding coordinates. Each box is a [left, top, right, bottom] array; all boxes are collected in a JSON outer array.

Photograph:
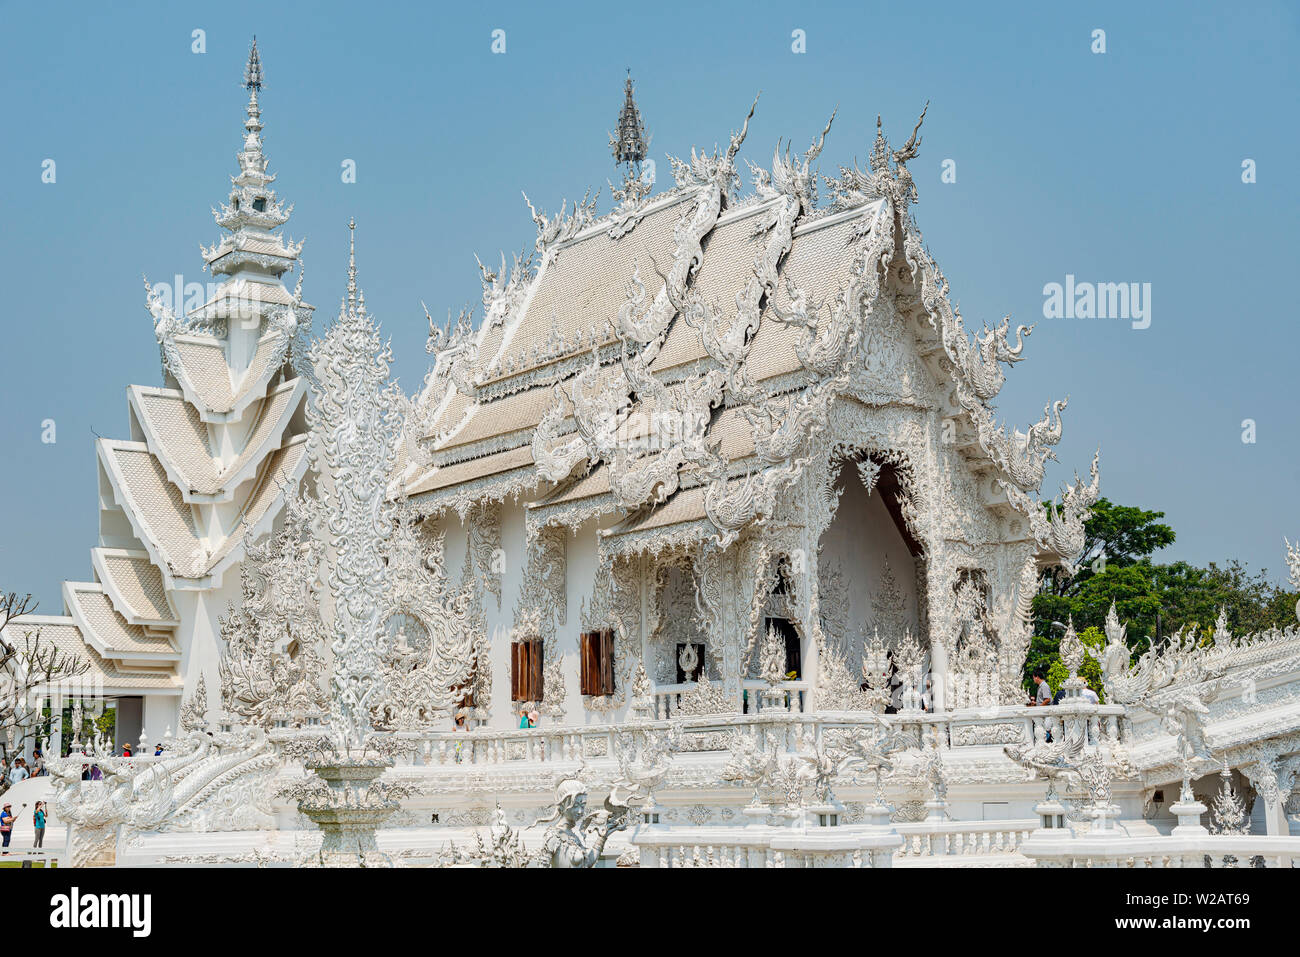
[[1241, 752, 1298, 836], [694, 544, 741, 712]]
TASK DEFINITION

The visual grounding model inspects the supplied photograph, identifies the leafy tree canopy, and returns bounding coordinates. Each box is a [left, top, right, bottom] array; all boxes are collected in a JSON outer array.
[[1023, 499, 1296, 689]]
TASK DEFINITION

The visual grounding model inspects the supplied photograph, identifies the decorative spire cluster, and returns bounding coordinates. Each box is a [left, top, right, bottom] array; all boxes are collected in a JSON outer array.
[[610, 70, 649, 175]]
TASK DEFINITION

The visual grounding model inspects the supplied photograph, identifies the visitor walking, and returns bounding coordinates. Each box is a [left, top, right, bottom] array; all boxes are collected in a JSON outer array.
[[9, 759, 28, 786], [32, 802, 45, 849]]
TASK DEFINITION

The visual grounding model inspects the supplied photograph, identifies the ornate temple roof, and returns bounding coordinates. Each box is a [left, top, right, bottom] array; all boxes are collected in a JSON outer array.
[[401, 98, 1098, 566], [128, 379, 303, 501], [62, 581, 179, 662], [98, 436, 309, 584], [89, 548, 179, 628], [4, 616, 182, 695]]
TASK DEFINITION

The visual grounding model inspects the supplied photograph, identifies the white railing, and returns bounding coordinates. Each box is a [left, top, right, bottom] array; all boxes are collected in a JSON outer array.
[[650, 680, 810, 719], [387, 702, 1130, 769], [1021, 831, 1300, 868], [634, 822, 901, 868], [893, 818, 1038, 860]]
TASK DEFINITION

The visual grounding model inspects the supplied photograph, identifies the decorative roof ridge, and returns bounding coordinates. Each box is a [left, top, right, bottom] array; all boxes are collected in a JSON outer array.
[[144, 272, 304, 423], [61, 580, 180, 662], [96, 430, 309, 590], [431, 429, 536, 469], [561, 182, 704, 250], [128, 376, 304, 503], [88, 546, 180, 627]]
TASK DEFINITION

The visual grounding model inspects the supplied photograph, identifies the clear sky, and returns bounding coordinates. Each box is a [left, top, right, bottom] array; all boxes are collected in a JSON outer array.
[[1, 0, 1296, 609]]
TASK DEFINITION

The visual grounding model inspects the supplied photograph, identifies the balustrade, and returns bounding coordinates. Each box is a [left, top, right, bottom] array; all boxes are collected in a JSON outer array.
[[1021, 833, 1300, 868], [893, 819, 1037, 859], [381, 701, 1128, 770]]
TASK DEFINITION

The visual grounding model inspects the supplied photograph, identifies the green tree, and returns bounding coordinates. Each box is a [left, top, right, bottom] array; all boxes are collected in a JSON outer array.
[[1023, 498, 1297, 692]]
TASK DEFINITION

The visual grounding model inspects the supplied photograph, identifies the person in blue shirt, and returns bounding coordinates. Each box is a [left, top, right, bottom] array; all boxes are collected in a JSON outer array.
[[32, 802, 46, 849]]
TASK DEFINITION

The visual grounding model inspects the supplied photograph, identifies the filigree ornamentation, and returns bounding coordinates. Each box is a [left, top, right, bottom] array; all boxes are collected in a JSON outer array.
[[475, 247, 535, 334], [1000, 449, 1102, 573], [468, 501, 503, 609], [1209, 762, 1248, 836], [1004, 720, 1087, 803], [178, 676, 209, 733], [371, 507, 478, 732], [305, 245, 408, 748], [675, 672, 732, 716], [512, 524, 568, 717], [996, 554, 1039, 703], [524, 190, 597, 267], [442, 803, 539, 867], [219, 490, 329, 728]]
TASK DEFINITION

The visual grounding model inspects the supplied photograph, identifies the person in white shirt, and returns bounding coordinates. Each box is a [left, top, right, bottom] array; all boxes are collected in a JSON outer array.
[[1080, 686, 1100, 705]]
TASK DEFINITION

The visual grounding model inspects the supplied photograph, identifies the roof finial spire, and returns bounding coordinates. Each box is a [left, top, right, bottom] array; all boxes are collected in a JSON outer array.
[[346, 217, 358, 312], [610, 69, 649, 175], [244, 36, 264, 91]]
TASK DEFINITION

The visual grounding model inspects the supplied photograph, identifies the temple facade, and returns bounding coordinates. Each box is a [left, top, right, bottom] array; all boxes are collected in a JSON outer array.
[[7, 44, 1300, 868]]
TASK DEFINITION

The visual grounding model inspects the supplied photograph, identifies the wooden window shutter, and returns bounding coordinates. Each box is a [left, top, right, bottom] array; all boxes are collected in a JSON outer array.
[[529, 638, 544, 702], [579, 632, 596, 696], [510, 642, 522, 702], [514, 639, 545, 702], [600, 629, 615, 695]]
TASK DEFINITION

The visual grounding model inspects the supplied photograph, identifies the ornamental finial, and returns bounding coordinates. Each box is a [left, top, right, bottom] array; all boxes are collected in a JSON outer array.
[[610, 69, 649, 174], [346, 218, 358, 312], [244, 36, 264, 91]]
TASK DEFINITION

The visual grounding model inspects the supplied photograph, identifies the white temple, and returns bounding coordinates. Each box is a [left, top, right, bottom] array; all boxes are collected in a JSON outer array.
[[5, 42, 1300, 868]]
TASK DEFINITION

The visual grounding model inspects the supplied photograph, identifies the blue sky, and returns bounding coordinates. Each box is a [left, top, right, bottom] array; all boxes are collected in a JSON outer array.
[[1, 0, 1296, 608]]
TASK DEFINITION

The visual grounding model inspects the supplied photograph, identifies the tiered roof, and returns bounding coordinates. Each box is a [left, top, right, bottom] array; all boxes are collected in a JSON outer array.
[[6, 40, 313, 697], [402, 99, 1096, 565]]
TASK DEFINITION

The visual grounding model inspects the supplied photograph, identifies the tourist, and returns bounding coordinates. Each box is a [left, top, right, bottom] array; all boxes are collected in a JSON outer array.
[[527, 706, 540, 729], [0, 803, 13, 854], [518, 704, 530, 729], [452, 709, 468, 763], [122, 742, 133, 757], [9, 759, 28, 785], [154, 743, 164, 756], [32, 749, 45, 777], [1080, 685, 1100, 705], [32, 802, 45, 849], [1032, 670, 1052, 706]]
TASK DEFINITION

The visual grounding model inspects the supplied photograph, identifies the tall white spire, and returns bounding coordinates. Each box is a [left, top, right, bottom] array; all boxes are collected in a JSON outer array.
[[202, 36, 302, 281], [346, 217, 358, 313]]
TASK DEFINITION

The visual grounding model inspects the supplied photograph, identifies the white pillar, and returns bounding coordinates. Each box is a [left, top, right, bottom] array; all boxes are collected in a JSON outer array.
[[929, 643, 948, 712], [49, 689, 63, 761]]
